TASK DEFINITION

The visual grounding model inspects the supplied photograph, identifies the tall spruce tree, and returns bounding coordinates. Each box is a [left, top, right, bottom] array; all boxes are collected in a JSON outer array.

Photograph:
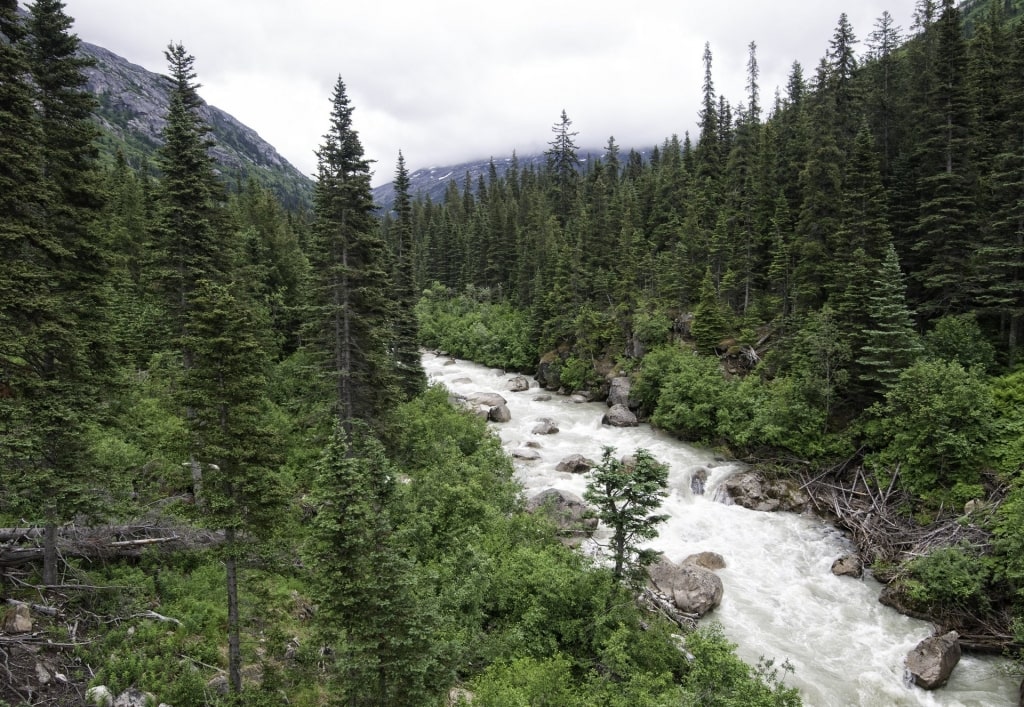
[[858, 244, 922, 392], [1, 0, 114, 585], [308, 77, 398, 428], [305, 428, 443, 705], [151, 43, 233, 352], [546, 109, 581, 227], [390, 151, 427, 400], [178, 280, 285, 694]]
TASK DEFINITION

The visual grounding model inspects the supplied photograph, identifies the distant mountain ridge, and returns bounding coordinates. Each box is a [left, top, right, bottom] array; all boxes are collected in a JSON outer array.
[[372, 148, 627, 212], [76, 39, 314, 210]]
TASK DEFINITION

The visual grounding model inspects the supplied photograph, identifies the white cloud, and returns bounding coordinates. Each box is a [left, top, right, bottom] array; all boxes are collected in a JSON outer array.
[[62, 0, 917, 184]]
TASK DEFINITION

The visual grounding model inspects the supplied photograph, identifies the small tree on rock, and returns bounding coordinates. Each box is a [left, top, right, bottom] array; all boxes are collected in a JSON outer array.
[[584, 446, 669, 582]]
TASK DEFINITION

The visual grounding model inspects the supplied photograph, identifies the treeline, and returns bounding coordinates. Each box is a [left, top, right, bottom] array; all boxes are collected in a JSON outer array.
[[405, 0, 1024, 656], [0, 1, 806, 705]]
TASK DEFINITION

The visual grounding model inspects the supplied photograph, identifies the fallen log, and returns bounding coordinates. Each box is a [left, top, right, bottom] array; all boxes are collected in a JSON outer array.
[[0, 523, 224, 568]]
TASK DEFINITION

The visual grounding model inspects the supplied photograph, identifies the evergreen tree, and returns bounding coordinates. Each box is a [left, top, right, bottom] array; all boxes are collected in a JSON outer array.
[[864, 11, 904, 176], [909, 0, 976, 316], [305, 428, 443, 705], [793, 61, 843, 311], [150, 43, 233, 352], [546, 109, 581, 227], [584, 446, 669, 582], [178, 280, 285, 694], [696, 42, 721, 179], [1, 0, 114, 585], [691, 267, 729, 354], [858, 244, 922, 392], [390, 152, 427, 400], [308, 77, 398, 428]]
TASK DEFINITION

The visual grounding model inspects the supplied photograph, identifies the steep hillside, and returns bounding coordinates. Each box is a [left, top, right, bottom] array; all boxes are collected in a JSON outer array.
[[80, 42, 314, 210]]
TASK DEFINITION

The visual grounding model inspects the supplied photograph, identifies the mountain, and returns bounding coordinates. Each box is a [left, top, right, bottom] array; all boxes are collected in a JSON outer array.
[[79, 41, 314, 210], [371, 148, 625, 213]]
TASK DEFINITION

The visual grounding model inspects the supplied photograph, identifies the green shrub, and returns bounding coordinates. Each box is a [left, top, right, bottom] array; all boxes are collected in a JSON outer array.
[[901, 545, 991, 615]]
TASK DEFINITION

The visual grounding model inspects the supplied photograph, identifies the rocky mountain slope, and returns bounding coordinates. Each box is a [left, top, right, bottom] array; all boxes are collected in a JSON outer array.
[[79, 41, 314, 210]]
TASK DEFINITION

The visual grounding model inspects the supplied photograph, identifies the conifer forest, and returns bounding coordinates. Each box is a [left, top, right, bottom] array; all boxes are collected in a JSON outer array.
[[2, 0, 1024, 704]]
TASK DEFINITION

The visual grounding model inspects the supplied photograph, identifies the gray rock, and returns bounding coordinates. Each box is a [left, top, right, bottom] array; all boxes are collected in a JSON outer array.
[[508, 375, 530, 392], [487, 403, 511, 423], [602, 404, 638, 427], [569, 393, 590, 404], [533, 394, 552, 402], [526, 489, 597, 536], [467, 392, 507, 408], [86, 686, 114, 707], [607, 376, 633, 408], [683, 551, 726, 570], [555, 454, 596, 474], [690, 468, 708, 495], [905, 631, 961, 690], [3, 602, 32, 633], [647, 557, 723, 617], [512, 447, 541, 460], [531, 418, 560, 435], [723, 471, 809, 512], [114, 688, 158, 707], [831, 554, 863, 578]]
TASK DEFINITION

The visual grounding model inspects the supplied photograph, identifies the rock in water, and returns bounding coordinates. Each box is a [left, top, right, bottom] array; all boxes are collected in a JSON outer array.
[[602, 404, 638, 427], [555, 454, 596, 474], [831, 554, 863, 578], [905, 631, 961, 690], [487, 403, 512, 423], [531, 418, 559, 435], [647, 557, 723, 617], [683, 551, 726, 570], [508, 375, 530, 392]]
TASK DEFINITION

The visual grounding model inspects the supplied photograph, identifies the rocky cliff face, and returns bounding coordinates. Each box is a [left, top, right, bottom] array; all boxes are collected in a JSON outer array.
[[79, 42, 313, 210]]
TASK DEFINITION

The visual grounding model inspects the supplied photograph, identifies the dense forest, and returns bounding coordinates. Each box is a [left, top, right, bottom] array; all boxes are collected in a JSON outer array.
[[408, 0, 1024, 665], [1, 0, 1023, 705]]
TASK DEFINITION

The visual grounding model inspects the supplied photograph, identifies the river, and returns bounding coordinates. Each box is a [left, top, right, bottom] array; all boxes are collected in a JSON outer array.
[[423, 353, 1018, 707]]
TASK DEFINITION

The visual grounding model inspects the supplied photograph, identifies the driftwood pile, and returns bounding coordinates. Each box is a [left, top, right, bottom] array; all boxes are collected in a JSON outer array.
[[801, 464, 1015, 652]]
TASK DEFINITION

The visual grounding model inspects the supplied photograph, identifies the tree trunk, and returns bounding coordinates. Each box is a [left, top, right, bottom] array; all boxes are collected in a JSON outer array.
[[42, 523, 57, 586], [225, 527, 242, 694]]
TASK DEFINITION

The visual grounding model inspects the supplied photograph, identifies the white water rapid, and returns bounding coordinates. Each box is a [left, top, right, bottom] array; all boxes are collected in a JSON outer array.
[[423, 353, 1018, 707]]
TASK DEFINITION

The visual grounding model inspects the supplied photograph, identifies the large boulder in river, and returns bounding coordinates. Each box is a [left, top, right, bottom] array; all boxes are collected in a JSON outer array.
[[508, 375, 530, 392], [905, 631, 961, 690], [532, 418, 559, 435], [526, 489, 597, 537], [602, 404, 638, 427], [647, 557, 723, 617], [683, 551, 726, 570], [723, 471, 809, 512], [487, 403, 512, 423], [467, 392, 507, 408], [831, 554, 863, 578], [556, 454, 596, 474], [607, 377, 634, 408]]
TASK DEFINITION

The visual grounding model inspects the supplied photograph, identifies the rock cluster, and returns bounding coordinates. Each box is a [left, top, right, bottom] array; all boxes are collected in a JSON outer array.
[[723, 471, 809, 512]]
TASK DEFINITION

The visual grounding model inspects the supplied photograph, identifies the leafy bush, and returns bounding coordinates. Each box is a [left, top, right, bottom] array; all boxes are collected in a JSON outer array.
[[416, 284, 535, 370], [866, 359, 996, 501], [901, 545, 991, 616], [649, 350, 730, 442]]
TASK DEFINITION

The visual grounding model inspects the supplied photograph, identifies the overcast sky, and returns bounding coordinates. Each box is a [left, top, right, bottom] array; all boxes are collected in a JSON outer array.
[[60, 1, 916, 185]]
